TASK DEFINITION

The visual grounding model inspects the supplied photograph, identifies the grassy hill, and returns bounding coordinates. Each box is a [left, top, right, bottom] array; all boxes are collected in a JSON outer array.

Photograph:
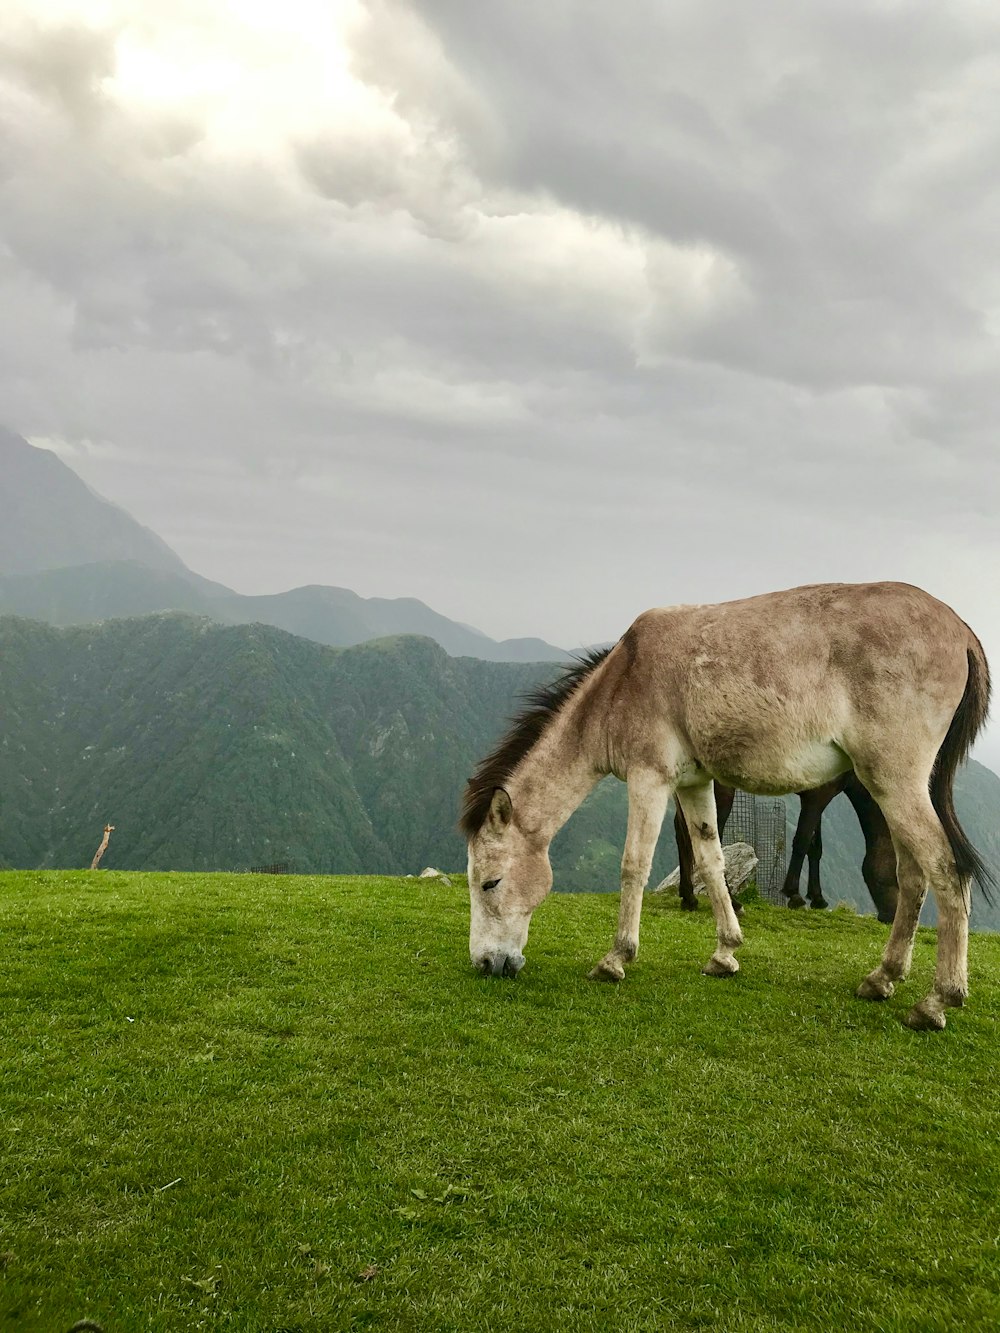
[[2, 613, 999, 931], [1, 870, 999, 1331]]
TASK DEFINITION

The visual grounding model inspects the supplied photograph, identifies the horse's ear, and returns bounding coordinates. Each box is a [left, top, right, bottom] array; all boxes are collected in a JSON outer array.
[[488, 788, 513, 832]]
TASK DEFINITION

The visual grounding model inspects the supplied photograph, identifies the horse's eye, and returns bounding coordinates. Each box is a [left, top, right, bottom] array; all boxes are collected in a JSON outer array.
[[482, 878, 501, 892]]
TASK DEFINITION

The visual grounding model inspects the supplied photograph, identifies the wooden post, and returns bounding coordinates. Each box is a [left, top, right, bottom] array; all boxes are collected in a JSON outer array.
[[90, 824, 115, 870]]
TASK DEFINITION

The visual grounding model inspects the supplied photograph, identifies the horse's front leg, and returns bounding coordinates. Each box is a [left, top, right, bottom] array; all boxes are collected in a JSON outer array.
[[805, 825, 828, 909], [714, 783, 743, 918], [781, 796, 815, 908], [677, 782, 743, 915], [674, 805, 698, 910], [588, 768, 672, 982], [786, 782, 839, 908], [675, 783, 744, 976]]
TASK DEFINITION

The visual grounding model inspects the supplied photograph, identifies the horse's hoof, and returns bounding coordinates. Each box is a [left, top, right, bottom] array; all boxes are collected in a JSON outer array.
[[810, 897, 829, 910], [787, 894, 806, 909], [732, 900, 744, 918], [856, 973, 894, 1001], [588, 958, 625, 983], [679, 899, 697, 912], [702, 955, 739, 978], [904, 1002, 946, 1032]]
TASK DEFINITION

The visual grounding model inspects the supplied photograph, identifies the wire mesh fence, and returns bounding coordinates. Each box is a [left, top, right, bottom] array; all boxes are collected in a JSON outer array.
[[722, 791, 788, 903]]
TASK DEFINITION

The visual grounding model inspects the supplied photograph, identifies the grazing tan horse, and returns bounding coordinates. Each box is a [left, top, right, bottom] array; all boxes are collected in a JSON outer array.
[[462, 583, 992, 1031]]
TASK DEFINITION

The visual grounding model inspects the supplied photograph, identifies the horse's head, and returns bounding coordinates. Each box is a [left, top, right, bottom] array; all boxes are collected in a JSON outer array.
[[466, 788, 552, 977]]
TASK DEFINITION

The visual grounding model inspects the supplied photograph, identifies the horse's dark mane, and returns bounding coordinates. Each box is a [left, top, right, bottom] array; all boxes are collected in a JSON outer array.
[[460, 645, 613, 837]]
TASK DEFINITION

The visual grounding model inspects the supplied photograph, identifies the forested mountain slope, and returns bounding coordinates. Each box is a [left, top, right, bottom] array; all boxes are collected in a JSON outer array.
[[0, 615, 553, 876]]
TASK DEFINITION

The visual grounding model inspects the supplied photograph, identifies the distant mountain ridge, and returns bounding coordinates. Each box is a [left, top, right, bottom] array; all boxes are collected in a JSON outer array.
[[0, 429, 568, 661]]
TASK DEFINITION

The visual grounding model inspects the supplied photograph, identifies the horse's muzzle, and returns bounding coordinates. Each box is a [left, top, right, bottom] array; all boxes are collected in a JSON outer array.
[[474, 951, 525, 978]]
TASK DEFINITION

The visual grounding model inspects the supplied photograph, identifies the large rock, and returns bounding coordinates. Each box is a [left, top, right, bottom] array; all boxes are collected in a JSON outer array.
[[418, 866, 453, 886], [652, 842, 758, 895]]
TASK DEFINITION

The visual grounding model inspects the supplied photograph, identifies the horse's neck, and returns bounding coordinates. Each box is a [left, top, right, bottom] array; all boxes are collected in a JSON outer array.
[[508, 711, 603, 843]]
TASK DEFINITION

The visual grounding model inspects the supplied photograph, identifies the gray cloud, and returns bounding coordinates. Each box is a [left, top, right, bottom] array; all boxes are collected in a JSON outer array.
[[1, 1, 999, 768], [0, 18, 117, 126]]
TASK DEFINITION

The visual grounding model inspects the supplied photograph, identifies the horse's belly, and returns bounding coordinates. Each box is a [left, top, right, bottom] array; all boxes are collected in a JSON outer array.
[[705, 740, 852, 796]]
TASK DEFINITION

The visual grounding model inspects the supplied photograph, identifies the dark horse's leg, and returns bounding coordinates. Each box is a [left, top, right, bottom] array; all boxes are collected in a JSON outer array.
[[675, 799, 698, 911], [675, 783, 741, 915], [781, 782, 843, 908], [842, 773, 898, 924], [716, 784, 737, 837], [805, 822, 828, 909]]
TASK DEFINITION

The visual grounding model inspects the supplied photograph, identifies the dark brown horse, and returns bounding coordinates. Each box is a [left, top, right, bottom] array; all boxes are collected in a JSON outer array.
[[673, 774, 899, 923]]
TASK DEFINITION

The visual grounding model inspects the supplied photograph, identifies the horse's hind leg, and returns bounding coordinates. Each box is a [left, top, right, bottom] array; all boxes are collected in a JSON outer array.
[[909, 875, 970, 1030], [589, 767, 672, 983], [675, 783, 743, 977], [855, 838, 926, 1000], [856, 787, 969, 1029]]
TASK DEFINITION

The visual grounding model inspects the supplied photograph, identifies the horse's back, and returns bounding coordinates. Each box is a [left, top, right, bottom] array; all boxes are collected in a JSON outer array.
[[621, 582, 975, 793], [636, 582, 971, 687]]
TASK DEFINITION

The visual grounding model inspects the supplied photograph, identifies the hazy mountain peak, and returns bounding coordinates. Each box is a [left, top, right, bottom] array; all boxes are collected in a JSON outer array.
[[1, 426, 569, 662], [1, 428, 189, 578]]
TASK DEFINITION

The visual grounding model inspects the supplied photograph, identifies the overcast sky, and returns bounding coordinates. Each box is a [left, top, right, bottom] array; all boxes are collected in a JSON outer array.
[[2, 1, 999, 763]]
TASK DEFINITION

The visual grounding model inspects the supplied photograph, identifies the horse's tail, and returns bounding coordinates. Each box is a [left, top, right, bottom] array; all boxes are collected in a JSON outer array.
[[930, 636, 995, 902]]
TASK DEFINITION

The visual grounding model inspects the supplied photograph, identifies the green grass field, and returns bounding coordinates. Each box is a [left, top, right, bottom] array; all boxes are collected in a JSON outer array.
[[2, 871, 999, 1332]]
